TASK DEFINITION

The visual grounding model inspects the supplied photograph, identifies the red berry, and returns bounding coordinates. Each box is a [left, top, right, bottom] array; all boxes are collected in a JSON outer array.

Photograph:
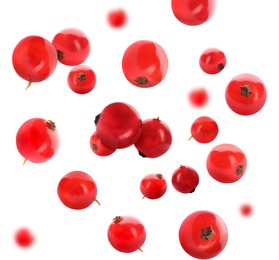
[[14, 227, 34, 248], [67, 65, 96, 94], [188, 88, 209, 107], [57, 171, 100, 210], [134, 118, 172, 158], [52, 28, 90, 66], [122, 40, 168, 88], [107, 9, 127, 28], [171, 165, 199, 193], [199, 48, 226, 74], [89, 131, 116, 156], [189, 116, 219, 143], [140, 173, 167, 199]]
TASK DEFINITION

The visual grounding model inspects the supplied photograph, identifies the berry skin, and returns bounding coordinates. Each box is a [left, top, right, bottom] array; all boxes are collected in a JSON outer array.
[[189, 116, 219, 143], [89, 131, 116, 156], [134, 118, 172, 158], [122, 40, 168, 88], [57, 171, 100, 210], [107, 216, 146, 253], [140, 173, 167, 199], [199, 48, 226, 74], [67, 65, 96, 94], [171, 165, 199, 193]]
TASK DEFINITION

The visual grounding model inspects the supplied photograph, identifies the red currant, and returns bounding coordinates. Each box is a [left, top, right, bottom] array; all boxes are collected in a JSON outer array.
[[107, 9, 127, 28], [189, 116, 219, 143], [199, 48, 226, 74], [89, 131, 116, 156], [140, 173, 167, 199], [67, 65, 96, 94], [14, 227, 34, 248]]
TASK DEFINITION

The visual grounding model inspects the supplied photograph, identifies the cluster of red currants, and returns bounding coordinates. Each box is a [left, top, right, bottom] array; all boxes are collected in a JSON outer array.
[[12, 1, 266, 259]]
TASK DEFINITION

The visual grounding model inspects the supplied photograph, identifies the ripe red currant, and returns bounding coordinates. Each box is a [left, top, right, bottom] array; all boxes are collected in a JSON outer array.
[[140, 173, 167, 199], [199, 48, 226, 74]]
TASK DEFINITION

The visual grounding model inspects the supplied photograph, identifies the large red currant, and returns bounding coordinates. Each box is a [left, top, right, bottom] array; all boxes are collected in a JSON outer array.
[[122, 40, 168, 88]]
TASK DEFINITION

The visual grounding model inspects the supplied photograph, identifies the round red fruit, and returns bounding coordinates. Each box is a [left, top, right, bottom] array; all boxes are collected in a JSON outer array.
[[206, 143, 247, 183], [225, 73, 267, 115], [16, 118, 59, 164], [12, 35, 58, 89], [240, 203, 253, 217], [122, 40, 168, 88], [90, 131, 116, 156], [107, 216, 146, 253], [95, 102, 142, 149], [179, 210, 228, 259], [14, 227, 35, 248], [171, 0, 216, 26], [107, 9, 127, 28], [188, 88, 209, 107], [134, 118, 172, 158], [67, 65, 96, 94], [52, 28, 90, 66], [199, 48, 226, 74], [140, 173, 167, 199], [190, 116, 218, 143], [57, 170, 99, 210], [171, 165, 199, 193]]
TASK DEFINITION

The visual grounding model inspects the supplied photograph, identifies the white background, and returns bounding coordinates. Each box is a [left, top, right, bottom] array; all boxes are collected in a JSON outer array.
[[0, 0, 278, 259]]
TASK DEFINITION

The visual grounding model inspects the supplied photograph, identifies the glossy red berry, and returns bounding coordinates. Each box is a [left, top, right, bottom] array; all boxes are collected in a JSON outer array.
[[206, 143, 247, 183], [225, 73, 267, 115], [12, 35, 58, 89], [16, 118, 59, 164], [171, 0, 216, 26], [171, 165, 199, 193], [189, 116, 219, 143], [134, 118, 172, 158], [95, 102, 142, 149], [52, 28, 90, 66], [89, 131, 116, 156], [199, 48, 226, 74], [240, 203, 253, 217], [179, 210, 228, 259], [140, 173, 167, 199], [57, 170, 100, 210], [67, 65, 96, 94], [122, 40, 168, 88], [107, 216, 146, 253]]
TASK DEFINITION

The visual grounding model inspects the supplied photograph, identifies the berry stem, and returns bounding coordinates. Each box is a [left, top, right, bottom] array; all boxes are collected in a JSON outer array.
[[23, 158, 27, 165], [25, 81, 32, 90], [94, 198, 101, 206], [188, 135, 193, 141], [138, 247, 143, 252]]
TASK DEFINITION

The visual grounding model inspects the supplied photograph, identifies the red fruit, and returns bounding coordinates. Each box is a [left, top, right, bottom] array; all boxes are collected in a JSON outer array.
[[107, 9, 127, 28], [134, 118, 172, 158], [57, 170, 99, 210], [140, 173, 167, 199], [179, 210, 228, 259], [122, 40, 168, 88], [107, 216, 146, 253], [14, 227, 34, 248], [225, 73, 267, 115], [188, 88, 209, 107], [95, 102, 142, 149], [171, 165, 199, 193], [12, 35, 58, 89], [206, 143, 247, 183], [199, 48, 226, 74], [67, 65, 97, 94], [189, 116, 219, 143], [89, 131, 116, 156], [171, 0, 216, 26], [240, 203, 253, 217], [52, 28, 90, 66], [16, 118, 59, 164]]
